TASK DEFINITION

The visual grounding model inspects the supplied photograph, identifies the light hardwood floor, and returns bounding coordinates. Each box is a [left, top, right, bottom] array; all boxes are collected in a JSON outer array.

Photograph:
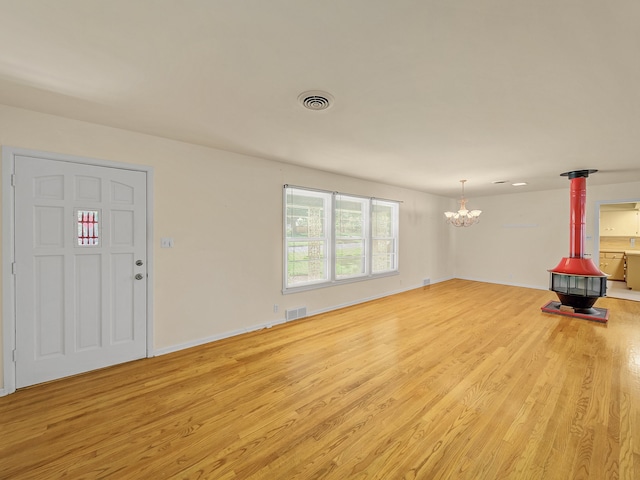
[[1, 279, 639, 479]]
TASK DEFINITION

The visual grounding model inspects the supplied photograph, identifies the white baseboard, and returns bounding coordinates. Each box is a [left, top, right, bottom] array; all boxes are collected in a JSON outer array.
[[457, 276, 548, 291], [155, 276, 454, 357], [0, 387, 8, 397], [154, 318, 288, 357], [306, 276, 453, 318], [431, 275, 455, 285]]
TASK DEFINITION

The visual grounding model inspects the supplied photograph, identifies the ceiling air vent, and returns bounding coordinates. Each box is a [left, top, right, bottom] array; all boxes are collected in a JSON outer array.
[[298, 90, 334, 111]]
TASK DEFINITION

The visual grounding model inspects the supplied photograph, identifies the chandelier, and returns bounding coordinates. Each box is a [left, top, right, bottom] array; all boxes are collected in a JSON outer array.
[[444, 180, 482, 227]]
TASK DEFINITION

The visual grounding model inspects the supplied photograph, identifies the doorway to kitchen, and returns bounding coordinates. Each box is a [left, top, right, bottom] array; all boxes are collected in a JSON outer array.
[[596, 200, 640, 302]]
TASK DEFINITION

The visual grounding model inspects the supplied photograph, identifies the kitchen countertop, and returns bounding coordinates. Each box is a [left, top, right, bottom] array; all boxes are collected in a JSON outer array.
[[625, 250, 640, 256], [600, 249, 626, 253]]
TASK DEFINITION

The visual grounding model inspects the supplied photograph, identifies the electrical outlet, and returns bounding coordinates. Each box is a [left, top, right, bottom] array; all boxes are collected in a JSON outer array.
[[273, 304, 279, 313]]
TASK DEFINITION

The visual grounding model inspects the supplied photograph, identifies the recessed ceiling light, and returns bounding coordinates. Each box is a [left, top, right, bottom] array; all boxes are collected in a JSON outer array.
[[512, 182, 528, 186]]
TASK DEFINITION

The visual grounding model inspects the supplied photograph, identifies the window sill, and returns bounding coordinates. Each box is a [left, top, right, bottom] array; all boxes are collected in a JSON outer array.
[[282, 270, 399, 295]]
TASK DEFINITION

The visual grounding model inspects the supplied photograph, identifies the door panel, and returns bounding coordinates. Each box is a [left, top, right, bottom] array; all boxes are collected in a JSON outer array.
[[15, 156, 147, 388], [76, 175, 102, 201], [111, 210, 135, 246], [35, 255, 65, 358], [112, 252, 135, 343], [35, 206, 65, 246], [76, 253, 102, 350]]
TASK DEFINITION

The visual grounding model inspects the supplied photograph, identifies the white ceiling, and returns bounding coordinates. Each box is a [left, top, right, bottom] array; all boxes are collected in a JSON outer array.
[[1, 0, 639, 198]]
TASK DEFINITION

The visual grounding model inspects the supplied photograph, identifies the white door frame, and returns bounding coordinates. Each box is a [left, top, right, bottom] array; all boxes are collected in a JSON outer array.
[[2, 146, 154, 396], [594, 198, 640, 256]]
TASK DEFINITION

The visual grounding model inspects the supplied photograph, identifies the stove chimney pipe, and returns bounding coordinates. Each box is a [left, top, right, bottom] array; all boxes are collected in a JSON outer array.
[[567, 170, 592, 258]]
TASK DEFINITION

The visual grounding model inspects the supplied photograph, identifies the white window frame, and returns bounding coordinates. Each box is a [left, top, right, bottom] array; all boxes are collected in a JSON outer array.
[[283, 185, 399, 294]]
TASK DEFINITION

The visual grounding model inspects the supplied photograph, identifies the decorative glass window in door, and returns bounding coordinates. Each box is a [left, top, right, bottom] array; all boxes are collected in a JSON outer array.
[[77, 210, 100, 246]]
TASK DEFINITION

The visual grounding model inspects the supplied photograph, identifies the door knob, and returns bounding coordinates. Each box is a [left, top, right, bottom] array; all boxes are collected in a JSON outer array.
[[135, 273, 144, 280], [136, 260, 143, 266]]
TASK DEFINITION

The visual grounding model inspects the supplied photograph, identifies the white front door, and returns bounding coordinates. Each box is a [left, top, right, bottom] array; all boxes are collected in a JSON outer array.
[[14, 155, 148, 388]]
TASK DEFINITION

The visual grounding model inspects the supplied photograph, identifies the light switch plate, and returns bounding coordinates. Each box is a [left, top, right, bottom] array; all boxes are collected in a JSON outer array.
[[160, 237, 174, 248]]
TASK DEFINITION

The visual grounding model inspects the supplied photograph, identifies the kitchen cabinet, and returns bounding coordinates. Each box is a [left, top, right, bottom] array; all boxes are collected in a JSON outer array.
[[599, 251, 625, 281], [600, 210, 639, 236], [626, 251, 640, 290]]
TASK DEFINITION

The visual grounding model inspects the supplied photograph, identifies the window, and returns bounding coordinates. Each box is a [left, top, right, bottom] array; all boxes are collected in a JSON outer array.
[[284, 186, 399, 292], [77, 209, 100, 246]]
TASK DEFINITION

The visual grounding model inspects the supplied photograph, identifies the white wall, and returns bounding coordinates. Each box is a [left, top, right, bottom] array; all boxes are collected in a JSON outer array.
[[454, 182, 640, 289], [0, 104, 455, 391]]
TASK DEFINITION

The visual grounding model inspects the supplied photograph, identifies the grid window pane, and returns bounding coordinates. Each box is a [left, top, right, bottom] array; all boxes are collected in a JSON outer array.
[[372, 239, 396, 273], [372, 203, 394, 237], [336, 197, 365, 237], [77, 210, 99, 246], [336, 239, 366, 278], [287, 241, 327, 286]]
